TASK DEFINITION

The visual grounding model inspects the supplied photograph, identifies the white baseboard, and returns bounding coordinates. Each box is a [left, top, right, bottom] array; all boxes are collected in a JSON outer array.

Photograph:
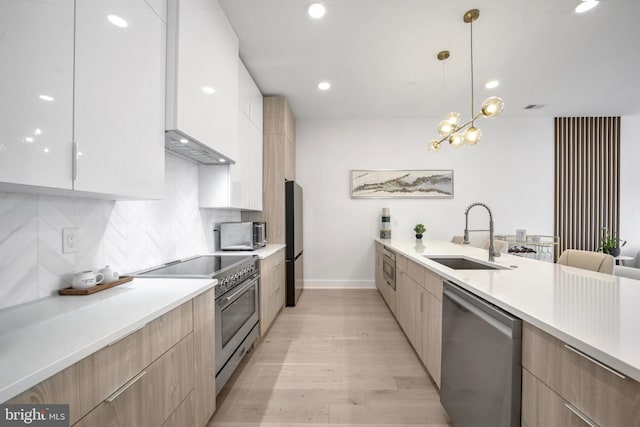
[[303, 280, 376, 289]]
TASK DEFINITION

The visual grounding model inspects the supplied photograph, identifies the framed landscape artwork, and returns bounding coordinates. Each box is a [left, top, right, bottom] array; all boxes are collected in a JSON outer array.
[[350, 169, 454, 199]]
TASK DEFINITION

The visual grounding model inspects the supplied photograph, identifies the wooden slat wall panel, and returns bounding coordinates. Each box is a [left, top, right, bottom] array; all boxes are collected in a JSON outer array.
[[554, 117, 620, 258]]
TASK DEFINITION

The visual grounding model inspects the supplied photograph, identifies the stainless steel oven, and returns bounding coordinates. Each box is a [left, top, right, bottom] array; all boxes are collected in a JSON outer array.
[[132, 254, 260, 394], [215, 273, 259, 393], [382, 247, 396, 290]]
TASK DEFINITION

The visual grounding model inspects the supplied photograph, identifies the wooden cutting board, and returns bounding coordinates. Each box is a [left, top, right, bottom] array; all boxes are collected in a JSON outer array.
[[58, 276, 133, 296]]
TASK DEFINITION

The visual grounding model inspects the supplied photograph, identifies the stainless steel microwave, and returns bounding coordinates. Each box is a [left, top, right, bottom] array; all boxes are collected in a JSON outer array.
[[219, 222, 267, 250]]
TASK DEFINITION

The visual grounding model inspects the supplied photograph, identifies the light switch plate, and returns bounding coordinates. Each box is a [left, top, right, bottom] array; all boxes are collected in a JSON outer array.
[[62, 228, 78, 254]]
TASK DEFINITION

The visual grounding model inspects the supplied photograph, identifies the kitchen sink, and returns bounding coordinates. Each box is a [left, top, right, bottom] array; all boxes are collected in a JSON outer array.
[[424, 256, 508, 270]]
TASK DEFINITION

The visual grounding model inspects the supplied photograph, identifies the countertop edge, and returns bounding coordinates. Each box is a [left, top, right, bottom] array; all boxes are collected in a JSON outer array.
[[207, 243, 286, 259], [375, 238, 640, 383]]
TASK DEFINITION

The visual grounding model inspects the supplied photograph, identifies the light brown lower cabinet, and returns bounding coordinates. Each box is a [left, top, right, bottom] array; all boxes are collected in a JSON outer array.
[[8, 364, 82, 424], [522, 322, 640, 426], [7, 292, 217, 427], [395, 268, 408, 331], [378, 246, 442, 390], [422, 287, 442, 388], [522, 368, 597, 427], [259, 248, 286, 336], [192, 288, 216, 425], [162, 392, 195, 427], [75, 334, 194, 427], [76, 302, 193, 417]]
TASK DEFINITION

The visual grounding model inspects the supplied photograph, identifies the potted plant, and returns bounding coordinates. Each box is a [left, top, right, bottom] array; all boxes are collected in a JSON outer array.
[[598, 227, 626, 257], [413, 223, 426, 240]]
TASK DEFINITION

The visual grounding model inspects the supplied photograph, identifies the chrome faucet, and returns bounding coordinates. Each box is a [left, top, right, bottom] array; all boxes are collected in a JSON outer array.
[[463, 202, 501, 262]]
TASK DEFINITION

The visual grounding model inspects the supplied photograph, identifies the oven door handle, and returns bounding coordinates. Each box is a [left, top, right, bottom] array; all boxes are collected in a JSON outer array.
[[222, 277, 259, 307]]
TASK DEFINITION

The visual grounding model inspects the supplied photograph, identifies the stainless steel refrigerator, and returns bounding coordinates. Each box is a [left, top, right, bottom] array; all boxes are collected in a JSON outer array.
[[285, 180, 303, 306]]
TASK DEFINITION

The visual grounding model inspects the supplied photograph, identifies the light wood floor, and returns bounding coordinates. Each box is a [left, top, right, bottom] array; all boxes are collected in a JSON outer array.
[[208, 289, 452, 427]]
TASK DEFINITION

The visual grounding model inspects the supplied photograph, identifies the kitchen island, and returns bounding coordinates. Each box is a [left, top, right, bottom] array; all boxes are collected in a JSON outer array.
[[377, 237, 640, 382], [377, 238, 640, 426]]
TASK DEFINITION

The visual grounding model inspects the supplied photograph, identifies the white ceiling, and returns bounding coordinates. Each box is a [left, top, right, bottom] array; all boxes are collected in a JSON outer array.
[[219, 0, 640, 120]]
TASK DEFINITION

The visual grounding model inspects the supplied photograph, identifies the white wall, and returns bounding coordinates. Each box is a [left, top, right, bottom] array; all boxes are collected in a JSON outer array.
[[0, 153, 239, 309], [296, 117, 554, 288], [620, 113, 640, 266]]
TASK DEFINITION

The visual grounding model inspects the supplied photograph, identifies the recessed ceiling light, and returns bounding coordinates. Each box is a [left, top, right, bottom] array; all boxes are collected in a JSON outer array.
[[485, 80, 500, 89], [318, 82, 331, 91], [179, 138, 189, 144], [43, 147, 50, 153], [39, 95, 54, 102], [308, 3, 326, 19], [575, 0, 599, 13], [24, 137, 34, 142], [219, 158, 226, 162], [34, 128, 42, 135], [202, 86, 215, 94], [108, 14, 128, 28]]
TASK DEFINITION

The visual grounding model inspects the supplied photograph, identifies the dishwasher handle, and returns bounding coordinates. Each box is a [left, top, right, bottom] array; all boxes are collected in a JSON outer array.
[[444, 283, 521, 339]]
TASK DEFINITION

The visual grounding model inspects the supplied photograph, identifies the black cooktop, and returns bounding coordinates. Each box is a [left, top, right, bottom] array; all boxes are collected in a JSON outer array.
[[134, 255, 253, 278]]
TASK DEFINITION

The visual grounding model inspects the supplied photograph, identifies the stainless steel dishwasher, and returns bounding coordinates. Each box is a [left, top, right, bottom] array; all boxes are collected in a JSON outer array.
[[440, 281, 522, 427]]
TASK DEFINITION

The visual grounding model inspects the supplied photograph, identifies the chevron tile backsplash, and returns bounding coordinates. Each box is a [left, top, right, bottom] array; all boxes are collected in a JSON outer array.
[[0, 154, 240, 309]]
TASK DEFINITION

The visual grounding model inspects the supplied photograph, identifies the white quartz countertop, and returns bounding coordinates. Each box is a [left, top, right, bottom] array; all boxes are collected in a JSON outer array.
[[0, 277, 216, 403], [208, 243, 286, 260], [377, 238, 640, 383]]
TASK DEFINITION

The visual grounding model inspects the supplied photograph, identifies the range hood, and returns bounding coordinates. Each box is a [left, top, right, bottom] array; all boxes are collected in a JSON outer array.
[[165, 130, 234, 165], [164, 0, 239, 166]]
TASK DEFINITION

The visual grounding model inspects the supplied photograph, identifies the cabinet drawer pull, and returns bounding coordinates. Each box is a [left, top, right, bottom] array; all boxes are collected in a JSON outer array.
[[108, 323, 147, 347], [565, 403, 599, 427], [563, 344, 626, 379], [106, 371, 147, 403]]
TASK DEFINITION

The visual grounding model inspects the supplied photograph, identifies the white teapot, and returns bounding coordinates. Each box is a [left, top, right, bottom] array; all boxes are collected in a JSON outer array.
[[98, 265, 119, 283]]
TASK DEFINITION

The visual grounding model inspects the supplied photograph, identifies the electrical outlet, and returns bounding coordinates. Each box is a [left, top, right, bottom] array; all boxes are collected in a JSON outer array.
[[62, 228, 78, 254]]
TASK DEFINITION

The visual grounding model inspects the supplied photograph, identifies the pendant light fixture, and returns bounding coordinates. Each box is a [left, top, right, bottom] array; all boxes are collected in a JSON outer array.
[[429, 9, 504, 153]]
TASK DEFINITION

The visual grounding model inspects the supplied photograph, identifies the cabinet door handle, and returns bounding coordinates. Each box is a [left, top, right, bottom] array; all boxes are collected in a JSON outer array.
[[72, 141, 78, 181], [106, 371, 147, 402], [420, 293, 423, 312], [564, 403, 599, 427], [563, 344, 626, 379]]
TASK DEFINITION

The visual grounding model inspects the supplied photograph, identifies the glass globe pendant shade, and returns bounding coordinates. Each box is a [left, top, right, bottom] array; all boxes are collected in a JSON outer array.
[[437, 120, 454, 137], [464, 126, 483, 145], [481, 96, 505, 118], [445, 112, 461, 126], [428, 140, 441, 152], [449, 133, 464, 147]]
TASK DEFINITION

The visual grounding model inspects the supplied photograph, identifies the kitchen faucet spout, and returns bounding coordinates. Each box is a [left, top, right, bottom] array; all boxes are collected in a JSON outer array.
[[463, 202, 500, 262]]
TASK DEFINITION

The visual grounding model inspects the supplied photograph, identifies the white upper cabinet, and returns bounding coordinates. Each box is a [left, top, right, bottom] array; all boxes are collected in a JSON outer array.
[[239, 61, 263, 131], [247, 118, 263, 210], [166, 0, 239, 161], [199, 60, 263, 210], [0, 0, 165, 199], [0, 0, 74, 190], [73, 0, 166, 198]]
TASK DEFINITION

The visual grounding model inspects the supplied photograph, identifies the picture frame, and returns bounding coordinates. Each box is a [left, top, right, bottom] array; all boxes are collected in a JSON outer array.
[[350, 169, 454, 199]]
